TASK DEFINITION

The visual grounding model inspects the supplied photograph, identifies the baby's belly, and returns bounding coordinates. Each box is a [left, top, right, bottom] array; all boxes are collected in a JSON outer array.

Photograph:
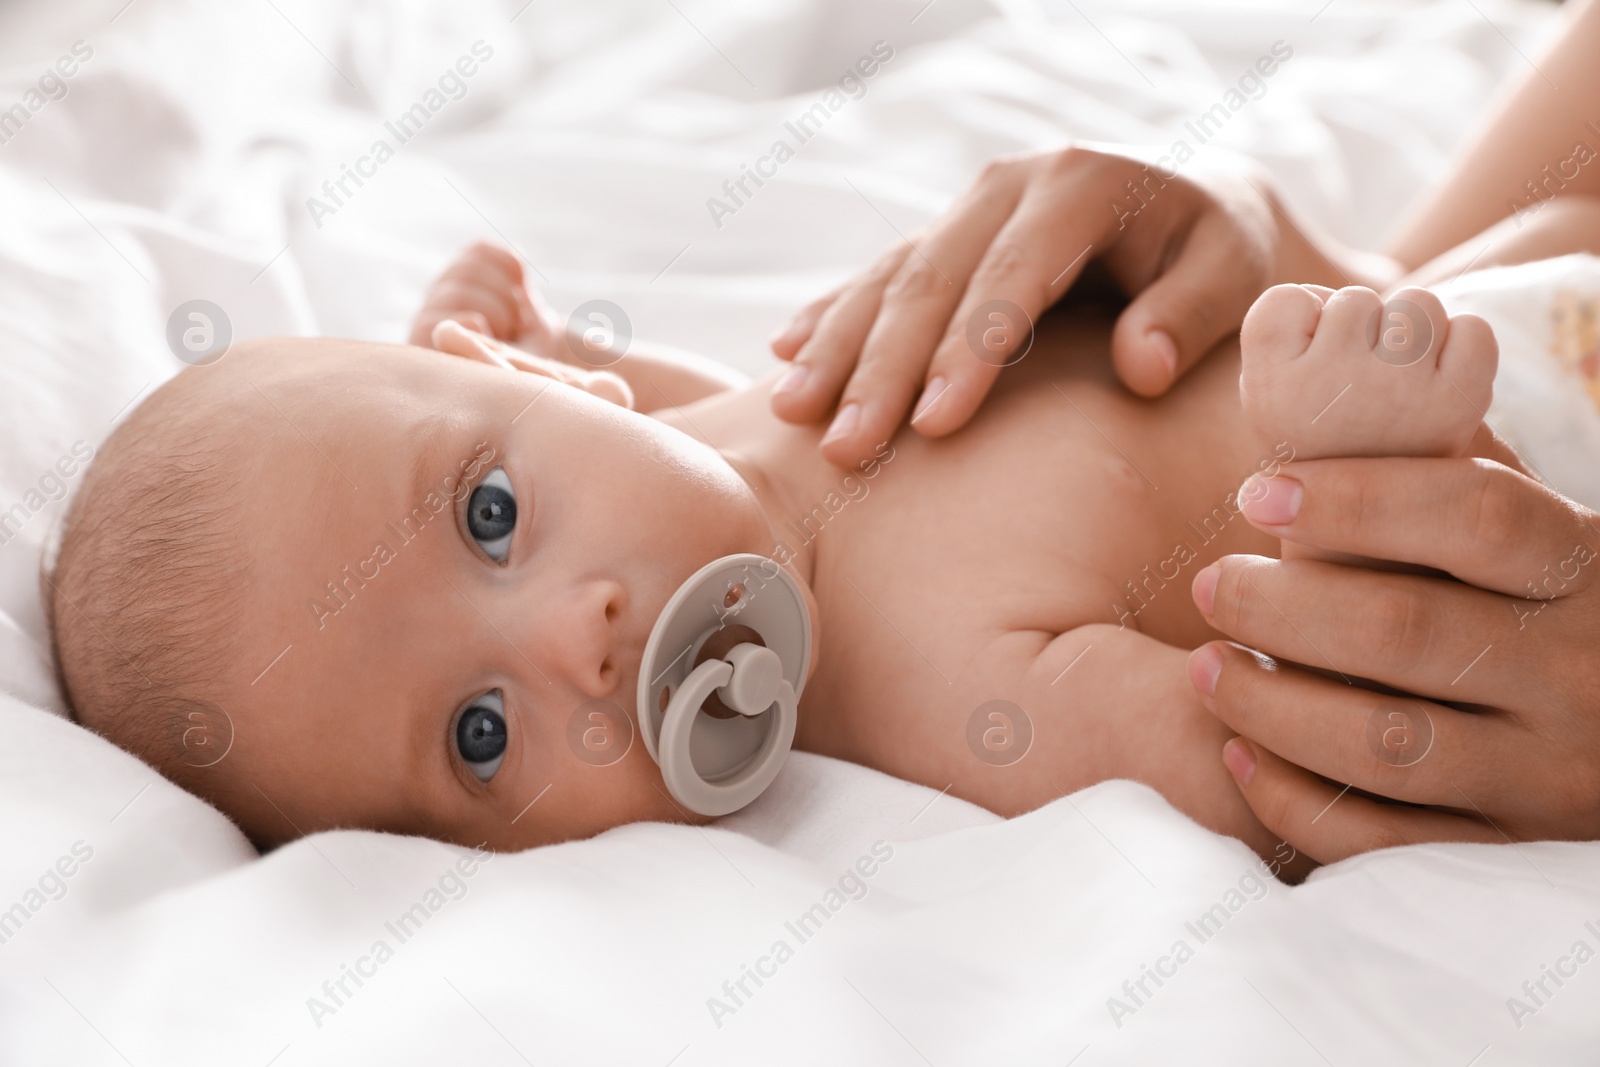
[[811, 307, 1280, 654]]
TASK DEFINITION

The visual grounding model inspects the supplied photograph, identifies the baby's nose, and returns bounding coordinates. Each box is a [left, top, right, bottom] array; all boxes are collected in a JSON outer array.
[[540, 576, 629, 700]]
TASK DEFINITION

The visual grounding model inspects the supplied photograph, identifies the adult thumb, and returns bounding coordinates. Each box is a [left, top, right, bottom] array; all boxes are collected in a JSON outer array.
[[1111, 213, 1267, 397]]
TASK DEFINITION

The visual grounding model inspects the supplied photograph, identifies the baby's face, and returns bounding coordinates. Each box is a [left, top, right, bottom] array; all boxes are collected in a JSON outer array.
[[203, 338, 780, 850]]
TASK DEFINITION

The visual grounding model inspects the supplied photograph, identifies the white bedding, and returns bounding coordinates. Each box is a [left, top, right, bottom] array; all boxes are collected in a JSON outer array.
[[1, 0, 1595, 1062]]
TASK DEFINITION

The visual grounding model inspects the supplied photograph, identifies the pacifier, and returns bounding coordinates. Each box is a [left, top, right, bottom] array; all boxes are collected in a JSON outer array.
[[636, 553, 811, 816]]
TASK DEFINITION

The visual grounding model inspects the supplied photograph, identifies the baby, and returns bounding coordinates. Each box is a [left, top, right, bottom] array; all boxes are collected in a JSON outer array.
[[46, 240, 1504, 869]]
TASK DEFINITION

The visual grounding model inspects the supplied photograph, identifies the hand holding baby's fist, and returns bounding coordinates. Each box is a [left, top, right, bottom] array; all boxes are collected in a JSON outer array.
[[409, 241, 552, 350]]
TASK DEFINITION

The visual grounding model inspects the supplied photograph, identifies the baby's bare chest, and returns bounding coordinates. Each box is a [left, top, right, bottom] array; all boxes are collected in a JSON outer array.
[[790, 323, 1281, 738], [839, 350, 1266, 615]]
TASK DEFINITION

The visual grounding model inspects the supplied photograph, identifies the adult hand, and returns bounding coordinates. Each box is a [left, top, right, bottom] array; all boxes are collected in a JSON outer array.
[[1187, 456, 1600, 865], [769, 143, 1382, 467]]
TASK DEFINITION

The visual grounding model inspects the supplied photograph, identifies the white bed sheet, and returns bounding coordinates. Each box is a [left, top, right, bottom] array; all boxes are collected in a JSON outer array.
[[0, 0, 1594, 1063]]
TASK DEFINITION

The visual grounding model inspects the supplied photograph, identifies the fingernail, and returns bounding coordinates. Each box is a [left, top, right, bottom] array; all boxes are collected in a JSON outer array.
[[1222, 738, 1257, 787], [773, 364, 809, 396], [1148, 329, 1177, 381], [1192, 563, 1219, 617], [769, 319, 802, 349], [1189, 644, 1222, 697], [1238, 475, 1303, 526], [910, 375, 947, 423], [822, 401, 860, 444]]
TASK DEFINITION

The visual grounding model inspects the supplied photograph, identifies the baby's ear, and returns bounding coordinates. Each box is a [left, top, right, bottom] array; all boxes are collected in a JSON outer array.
[[430, 319, 634, 410]]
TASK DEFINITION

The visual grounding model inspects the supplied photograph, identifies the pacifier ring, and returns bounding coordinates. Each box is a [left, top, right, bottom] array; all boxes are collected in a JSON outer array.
[[636, 554, 811, 816]]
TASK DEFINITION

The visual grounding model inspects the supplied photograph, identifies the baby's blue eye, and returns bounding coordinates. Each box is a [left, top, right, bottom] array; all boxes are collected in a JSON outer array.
[[456, 691, 507, 782], [468, 467, 516, 562]]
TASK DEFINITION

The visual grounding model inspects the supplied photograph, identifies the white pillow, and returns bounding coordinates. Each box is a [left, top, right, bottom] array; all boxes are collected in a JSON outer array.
[[0, 166, 167, 715], [0, 164, 313, 717]]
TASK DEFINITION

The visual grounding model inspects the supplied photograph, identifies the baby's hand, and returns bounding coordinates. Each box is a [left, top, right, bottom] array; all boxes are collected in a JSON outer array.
[[432, 319, 635, 410], [409, 242, 557, 352]]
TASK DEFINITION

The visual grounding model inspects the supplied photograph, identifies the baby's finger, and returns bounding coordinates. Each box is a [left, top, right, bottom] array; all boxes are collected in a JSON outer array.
[[410, 309, 491, 348], [452, 310, 492, 338], [514, 283, 544, 337], [1223, 739, 1503, 866], [409, 314, 437, 348], [432, 254, 527, 333], [432, 319, 518, 368], [496, 339, 631, 409], [427, 280, 519, 339], [582, 369, 635, 410], [433, 321, 621, 415], [454, 241, 525, 287], [437, 255, 521, 302]]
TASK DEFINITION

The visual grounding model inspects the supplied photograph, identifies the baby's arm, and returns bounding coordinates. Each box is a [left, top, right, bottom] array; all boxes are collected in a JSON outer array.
[[410, 242, 746, 412], [971, 621, 1310, 878]]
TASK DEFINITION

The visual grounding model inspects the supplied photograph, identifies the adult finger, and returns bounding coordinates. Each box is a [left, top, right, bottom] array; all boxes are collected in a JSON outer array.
[[1112, 206, 1271, 396], [771, 243, 910, 428], [770, 288, 838, 362], [1220, 739, 1505, 867], [1191, 640, 1526, 809], [825, 170, 1030, 454], [1192, 554, 1565, 710], [907, 166, 1122, 437], [1234, 457, 1600, 597]]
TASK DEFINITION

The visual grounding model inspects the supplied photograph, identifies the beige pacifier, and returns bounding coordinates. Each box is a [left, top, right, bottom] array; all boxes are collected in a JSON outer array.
[[636, 554, 811, 816]]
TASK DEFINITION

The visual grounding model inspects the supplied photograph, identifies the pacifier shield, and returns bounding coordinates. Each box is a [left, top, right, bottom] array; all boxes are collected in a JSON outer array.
[[636, 554, 811, 814]]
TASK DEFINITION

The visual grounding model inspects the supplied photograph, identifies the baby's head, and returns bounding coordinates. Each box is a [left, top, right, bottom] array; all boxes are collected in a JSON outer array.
[[50, 333, 788, 850]]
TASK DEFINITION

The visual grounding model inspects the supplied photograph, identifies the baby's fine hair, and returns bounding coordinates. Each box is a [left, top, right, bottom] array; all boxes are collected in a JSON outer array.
[[47, 370, 248, 783]]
